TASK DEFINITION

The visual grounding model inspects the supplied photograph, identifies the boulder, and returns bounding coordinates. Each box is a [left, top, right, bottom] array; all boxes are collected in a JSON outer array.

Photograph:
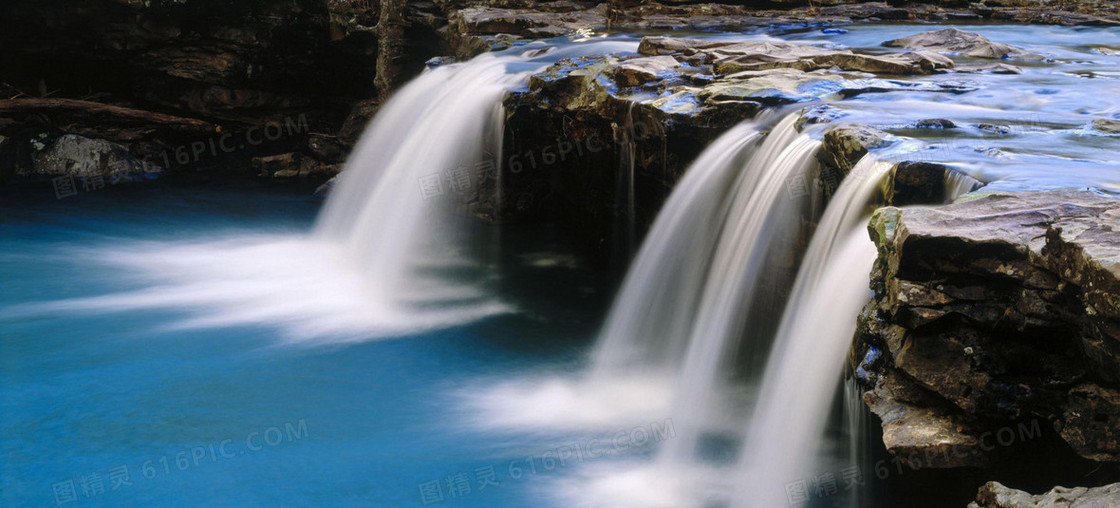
[[614, 56, 680, 86], [819, 2, 911, 20], [819, 124, 893, 174], [912, 119, 958, 129], [884, 28, 1043, 60], [886, 161, 982, 206], [306, 133, 348, 163], [637, 36, 738, 56], [25, 134, 156, 182], [968, 481, 1120, 508], [996, 9, 1120, 28], [858, 190, 1120, 465], [1062, 384, 1120, 461]]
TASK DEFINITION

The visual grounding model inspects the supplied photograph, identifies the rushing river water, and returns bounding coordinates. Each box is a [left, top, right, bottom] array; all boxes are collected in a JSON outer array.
[[2, 22, 1118, 508]]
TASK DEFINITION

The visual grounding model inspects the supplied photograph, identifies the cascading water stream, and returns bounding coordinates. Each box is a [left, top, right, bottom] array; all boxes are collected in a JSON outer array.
[[662, 113, 824, 464], [613, 102, 640, 267], [591, 122, 764, 377], [314, 54, 525, 311], [842, 376, 872, 508], [468, 121, 767, 431], [543, 119, 895, 508], [730, 155, 892, 507], [944, 168, 982, 201]]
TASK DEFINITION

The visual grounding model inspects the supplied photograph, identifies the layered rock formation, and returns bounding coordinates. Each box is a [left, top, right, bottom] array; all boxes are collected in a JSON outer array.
[[854, 190, 1120, 468]]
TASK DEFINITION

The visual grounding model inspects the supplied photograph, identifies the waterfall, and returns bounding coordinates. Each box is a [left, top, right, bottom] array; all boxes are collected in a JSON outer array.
[[944, 168, 982, 202], [18, 48, 590, 342], [730, 155, 892, 508], [468, 121, 766, 432], [311, 40, 645, 333], [591, 122, 764, 377], [613, 102, 640, 267], [842, 376, 872, 508], [313, 54, 525, 323], [541, 117, 892, 508], [662, 113, 823, 464]]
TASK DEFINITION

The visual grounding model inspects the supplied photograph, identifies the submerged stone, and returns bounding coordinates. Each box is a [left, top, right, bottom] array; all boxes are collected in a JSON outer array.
[[912, 118, 958, 129], [977, 123, 1013, 135], [955, 62, 1024, 74], [700, 68, 845, 104]]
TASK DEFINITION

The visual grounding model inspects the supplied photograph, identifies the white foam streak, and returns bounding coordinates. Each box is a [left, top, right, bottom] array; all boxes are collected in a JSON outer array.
[[461, 374, 674, 432], [6, 235, 509, 342]]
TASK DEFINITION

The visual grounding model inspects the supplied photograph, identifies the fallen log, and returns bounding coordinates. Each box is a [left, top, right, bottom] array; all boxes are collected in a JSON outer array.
[[0, 98, 218, 141]]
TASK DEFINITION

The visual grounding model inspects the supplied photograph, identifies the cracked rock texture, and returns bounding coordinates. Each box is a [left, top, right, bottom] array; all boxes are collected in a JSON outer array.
[[855, 190, 1120, 468]]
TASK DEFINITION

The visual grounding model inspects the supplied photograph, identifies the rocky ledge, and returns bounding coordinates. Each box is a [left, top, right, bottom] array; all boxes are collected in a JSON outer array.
[[854, 190, 1120, 469], [968, 481, 1120, 508]]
